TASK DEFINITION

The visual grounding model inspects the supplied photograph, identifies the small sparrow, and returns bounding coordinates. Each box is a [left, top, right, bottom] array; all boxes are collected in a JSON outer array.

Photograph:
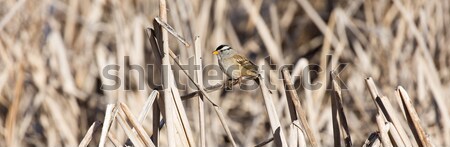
[[213, 45, 259, 88]]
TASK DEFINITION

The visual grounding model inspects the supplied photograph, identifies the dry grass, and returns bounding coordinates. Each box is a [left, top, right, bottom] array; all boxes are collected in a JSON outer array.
[[0, 0, 449, 146]]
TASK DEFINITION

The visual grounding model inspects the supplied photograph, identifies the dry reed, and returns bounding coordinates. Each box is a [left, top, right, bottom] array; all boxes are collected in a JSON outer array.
[[0, 0, 449, 146]]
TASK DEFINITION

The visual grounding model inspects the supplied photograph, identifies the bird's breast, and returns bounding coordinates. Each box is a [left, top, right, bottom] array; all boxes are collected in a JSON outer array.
[[219, 58, 242, 79]]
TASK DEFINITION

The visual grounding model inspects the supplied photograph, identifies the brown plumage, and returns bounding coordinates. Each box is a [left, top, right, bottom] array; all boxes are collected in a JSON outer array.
[[213, 45, 259, 80]]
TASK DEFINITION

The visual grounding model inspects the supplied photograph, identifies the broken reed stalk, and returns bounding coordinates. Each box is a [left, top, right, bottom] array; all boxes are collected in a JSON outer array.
[[119, 103, 154, 147], [150, 18, 196, 146], [151, 87, 191, 146], [160, 37, 237, 146], [281, 71, 302, 147], [99, 104, 116, 147], [148, 16, 237, 147], [255, 137, 275, 147], [257, 74, 288, 147], [180, 84, 222, 100], [138, 90, 160, 123], [151, 100, 161, 146], [154, 17, 190, 47], [396, 86, 432, 147], [151, 4, 196, 146], [380, 96, 411, 146], [155, 32, 239, 147], [292, 59, 320, 142], [124, 90, 159, 145], [330, 72, 352, 147], [147, 26, 200, 146], [158, 0, 177, 146], [281, 67, 317, 147], [376, 114, 392, 147], [169, 81, 196, 146], [387, 122, 404, 147], [147, 28, 162, 146], [151, 104, 160, 146], [329, 74, 346, 142], [395, 0, 450, 143], [166, 49, 237, 146], [78, 121, 102, 147], [107, 131, 122, 147], [362, 132, 381, 147], [193, 36, 206, 147], [116, 108, 145, 147], [365, 77, 412, 146]]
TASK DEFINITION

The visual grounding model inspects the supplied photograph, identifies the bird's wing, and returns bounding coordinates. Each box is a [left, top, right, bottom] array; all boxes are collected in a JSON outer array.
[[232, 54, 258, 73]]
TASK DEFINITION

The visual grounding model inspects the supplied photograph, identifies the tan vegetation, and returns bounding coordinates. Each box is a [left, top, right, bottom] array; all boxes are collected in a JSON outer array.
[[0, 0, 449, 146]]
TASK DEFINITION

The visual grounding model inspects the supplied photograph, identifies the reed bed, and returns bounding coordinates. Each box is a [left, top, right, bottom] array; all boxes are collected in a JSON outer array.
[[0, 0, 449, 146]]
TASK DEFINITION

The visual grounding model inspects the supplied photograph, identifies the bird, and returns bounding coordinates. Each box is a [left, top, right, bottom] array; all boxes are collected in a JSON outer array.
[[212, 45, 259, 88]]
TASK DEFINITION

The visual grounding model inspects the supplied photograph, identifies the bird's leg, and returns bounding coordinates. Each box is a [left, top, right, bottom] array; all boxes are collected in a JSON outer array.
[[225, 78, 244, 90], [225, 79, 231, 90], [231, 78, 240, 85], [237, 77, 242, 86], [225, 78, 234, 90]]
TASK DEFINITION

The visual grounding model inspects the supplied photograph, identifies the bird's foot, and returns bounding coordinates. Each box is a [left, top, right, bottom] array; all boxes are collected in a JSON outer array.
[[225, 78, 240, 90]]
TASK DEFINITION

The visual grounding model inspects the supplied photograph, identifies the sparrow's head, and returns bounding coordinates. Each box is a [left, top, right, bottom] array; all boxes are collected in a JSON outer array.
[[212, 45, 233, 55]]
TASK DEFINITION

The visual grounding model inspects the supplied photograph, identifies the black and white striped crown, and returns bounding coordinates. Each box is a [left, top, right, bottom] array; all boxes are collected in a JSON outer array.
[[215, 44, 232, 51]]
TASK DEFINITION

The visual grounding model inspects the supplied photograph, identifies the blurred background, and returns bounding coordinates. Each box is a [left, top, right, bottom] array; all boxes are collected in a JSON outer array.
[[0, 0, 449, 146]]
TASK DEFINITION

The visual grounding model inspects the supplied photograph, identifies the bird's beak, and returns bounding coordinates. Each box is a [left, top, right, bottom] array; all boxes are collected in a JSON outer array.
[[212, 51, 219, 55]]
